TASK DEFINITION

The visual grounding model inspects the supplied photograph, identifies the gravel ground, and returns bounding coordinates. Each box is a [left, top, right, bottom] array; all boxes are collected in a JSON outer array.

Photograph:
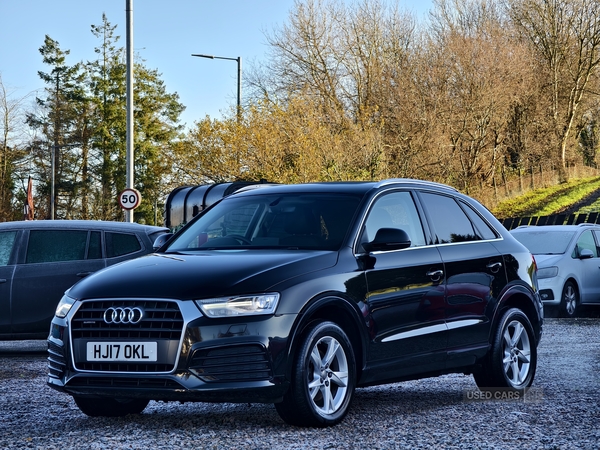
[[0, 318, 599, 449]]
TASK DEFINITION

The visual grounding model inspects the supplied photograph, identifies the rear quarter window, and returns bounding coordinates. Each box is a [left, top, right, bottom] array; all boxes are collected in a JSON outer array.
[[106, 232, 142, 258], [459, 201, 498, 240]]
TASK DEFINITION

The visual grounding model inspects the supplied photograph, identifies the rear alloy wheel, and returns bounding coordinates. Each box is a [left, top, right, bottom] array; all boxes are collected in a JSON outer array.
[[275, 320, 356, 427], [560, 281, 579, 318], [474, 308, 537, 392], [73, 396, 149, 417]]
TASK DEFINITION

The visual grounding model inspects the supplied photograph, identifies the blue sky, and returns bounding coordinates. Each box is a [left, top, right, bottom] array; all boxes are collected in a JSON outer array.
[[0, 0, 432, 130]]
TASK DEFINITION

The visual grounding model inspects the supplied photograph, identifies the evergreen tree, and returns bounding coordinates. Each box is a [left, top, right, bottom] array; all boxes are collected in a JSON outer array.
[[26, 35, 88, 219], [87, 15, 184, 224]]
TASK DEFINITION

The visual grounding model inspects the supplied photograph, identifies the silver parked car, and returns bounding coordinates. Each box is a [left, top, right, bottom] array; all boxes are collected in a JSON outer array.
[[510, 224, 600, 317], [0, 220, 168, 340]]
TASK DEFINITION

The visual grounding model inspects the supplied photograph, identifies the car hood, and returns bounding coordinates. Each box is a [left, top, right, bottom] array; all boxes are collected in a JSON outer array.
[[533, 254, 564, 267], [68, 250, 339, 300]]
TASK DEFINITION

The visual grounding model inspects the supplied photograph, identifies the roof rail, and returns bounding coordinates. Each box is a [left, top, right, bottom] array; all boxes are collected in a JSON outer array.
[[376, 178, 458, 192], [232, 182, 277, 194]]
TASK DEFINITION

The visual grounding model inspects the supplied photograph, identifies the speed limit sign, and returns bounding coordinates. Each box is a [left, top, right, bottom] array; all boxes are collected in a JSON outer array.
[[118, 188, 142, 210]]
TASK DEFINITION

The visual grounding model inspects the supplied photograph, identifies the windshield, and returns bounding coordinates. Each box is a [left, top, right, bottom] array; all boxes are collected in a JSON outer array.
[[511, 229, 576, 255], [166, 192, 362, 252]]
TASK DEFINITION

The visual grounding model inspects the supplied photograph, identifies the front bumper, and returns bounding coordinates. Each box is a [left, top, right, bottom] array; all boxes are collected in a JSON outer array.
[[47, 298, 296, 404], [537, 278, 561, 306]]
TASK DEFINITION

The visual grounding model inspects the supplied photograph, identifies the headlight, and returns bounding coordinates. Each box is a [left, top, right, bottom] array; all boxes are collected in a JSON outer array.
[[536, 266, 558, 279], [55, 294, 77, 318], [195, 293, 280, 318]]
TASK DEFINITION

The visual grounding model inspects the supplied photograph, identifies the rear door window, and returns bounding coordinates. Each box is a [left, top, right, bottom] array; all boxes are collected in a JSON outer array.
[[25, 230, 87, 263], [106, 232, 142, 258], [0, 231, 17, 266], [420, 193, 481, 244]]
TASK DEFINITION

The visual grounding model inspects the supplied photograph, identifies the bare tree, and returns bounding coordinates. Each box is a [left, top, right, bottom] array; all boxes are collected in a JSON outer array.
[[0, 74, 34, 221], [252, 0, 346, 120], [508, 0, 600, 181], [423, 0, 539, 191]]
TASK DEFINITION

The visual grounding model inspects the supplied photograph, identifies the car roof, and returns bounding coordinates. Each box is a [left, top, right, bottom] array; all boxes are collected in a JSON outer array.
[[0, 220, 168, 233], [231, 178, 459, 197]]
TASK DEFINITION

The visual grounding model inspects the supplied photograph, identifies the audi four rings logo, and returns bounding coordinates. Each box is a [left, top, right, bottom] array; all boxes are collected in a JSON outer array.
[[103, 307, 144, 324]]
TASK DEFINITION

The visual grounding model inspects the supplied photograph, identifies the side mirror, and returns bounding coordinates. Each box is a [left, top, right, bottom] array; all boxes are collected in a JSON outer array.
[[362, 228, 411, 253], [579, 248, 594, 260], [153, 233, 173, 251]]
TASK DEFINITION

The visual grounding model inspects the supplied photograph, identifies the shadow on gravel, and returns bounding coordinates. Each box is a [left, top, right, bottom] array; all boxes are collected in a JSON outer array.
[[352, 383, 467, 414], [55, 383, 470, 432], [543, 305, 600, 318], [61, 402, 285, 431]]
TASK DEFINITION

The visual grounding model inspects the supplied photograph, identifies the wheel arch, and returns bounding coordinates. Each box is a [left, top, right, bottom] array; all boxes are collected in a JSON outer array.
[[562, 277, 579, 295], [494, 285, 542, 345], [284, 295, 367, 383]]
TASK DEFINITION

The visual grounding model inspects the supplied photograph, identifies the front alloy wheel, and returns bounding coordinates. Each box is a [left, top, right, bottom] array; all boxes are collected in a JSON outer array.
[[474, 308, 537, 392], [307, 335, 349, 417], [275, 320, 356, 427]]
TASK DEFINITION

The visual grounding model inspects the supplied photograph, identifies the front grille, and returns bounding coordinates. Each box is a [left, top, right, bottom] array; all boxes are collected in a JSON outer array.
[[67, 377, 182, 389], [190, 344, 272, 382], [71, 300, 184, 340], [47, 341, 66, 379], [71, 300, 183, 373]]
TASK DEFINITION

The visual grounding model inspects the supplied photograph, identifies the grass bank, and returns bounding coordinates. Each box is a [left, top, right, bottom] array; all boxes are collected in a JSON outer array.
[[491, 176, 600, 218]]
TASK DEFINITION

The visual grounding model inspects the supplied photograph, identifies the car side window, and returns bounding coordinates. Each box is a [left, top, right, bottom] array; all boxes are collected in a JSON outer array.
[[106, 232, 142, 258], [364, 191, 426, 247], [26, 230, 88, 263], [0, 231, 17, 266], [593, 230, 600, 256], [573, 230, 597, 258], [420, 192, 480, 244]]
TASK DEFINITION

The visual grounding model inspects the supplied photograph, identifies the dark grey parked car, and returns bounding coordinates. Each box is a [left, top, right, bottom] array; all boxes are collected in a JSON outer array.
[[0, 220, 168, 340]]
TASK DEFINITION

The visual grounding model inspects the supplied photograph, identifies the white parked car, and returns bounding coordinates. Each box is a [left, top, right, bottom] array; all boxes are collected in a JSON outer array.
[[510, 224, 600, 317]]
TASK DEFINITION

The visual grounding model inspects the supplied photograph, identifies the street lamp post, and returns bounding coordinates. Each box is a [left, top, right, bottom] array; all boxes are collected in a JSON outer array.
[[192, 53, 242, 118]]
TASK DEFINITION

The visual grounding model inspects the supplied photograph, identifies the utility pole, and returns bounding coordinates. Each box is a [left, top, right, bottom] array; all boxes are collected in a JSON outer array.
[[125, 0, 134, 222]]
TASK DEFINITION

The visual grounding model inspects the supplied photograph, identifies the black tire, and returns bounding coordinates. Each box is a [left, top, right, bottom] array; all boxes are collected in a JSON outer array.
[[560, 281, 579, 318], [73, 396, 149, 417], [474, 308, 537, 392], [275, 321, 356, 427]]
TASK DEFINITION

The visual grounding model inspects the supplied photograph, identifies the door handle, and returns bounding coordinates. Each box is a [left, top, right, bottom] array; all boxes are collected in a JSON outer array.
[[426, 269, 444, 281], [0, 278, 6, 283], [486, 262, 502, 273], [76, 272, 93, 278]]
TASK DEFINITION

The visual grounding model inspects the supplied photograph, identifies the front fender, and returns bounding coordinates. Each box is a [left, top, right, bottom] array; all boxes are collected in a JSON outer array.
[[282, 294, 369, 382]]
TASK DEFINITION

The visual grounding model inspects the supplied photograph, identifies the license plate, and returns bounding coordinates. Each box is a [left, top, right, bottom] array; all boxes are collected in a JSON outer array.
[[86, 342, 157, 362]]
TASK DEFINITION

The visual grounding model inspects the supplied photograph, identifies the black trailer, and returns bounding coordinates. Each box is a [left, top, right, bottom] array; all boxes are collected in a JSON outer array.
[[164, 181, 270, 230]]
